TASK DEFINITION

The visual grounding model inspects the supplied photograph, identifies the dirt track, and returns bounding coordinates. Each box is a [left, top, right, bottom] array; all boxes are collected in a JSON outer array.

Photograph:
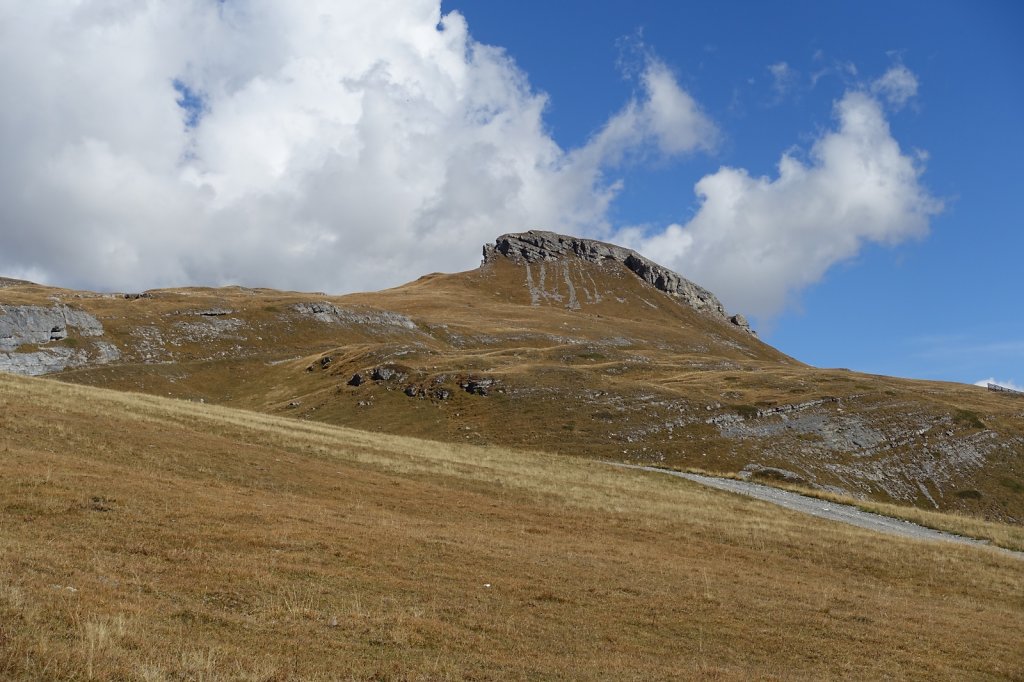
[[610, 463, 1023, 559]]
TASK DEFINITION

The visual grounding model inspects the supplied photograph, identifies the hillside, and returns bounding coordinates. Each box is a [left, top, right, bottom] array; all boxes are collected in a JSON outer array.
[[2, 231, 1023, 520], [2, 372, 1022, 680]]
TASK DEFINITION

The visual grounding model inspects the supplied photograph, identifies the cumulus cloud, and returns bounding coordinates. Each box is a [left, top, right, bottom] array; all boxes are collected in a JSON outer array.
[[0, 0, 713, 293], [618, 78, 942, 318], [579, 57, 717, 166], [974, 378, 1024, 392], [872, 64, 919, 109]]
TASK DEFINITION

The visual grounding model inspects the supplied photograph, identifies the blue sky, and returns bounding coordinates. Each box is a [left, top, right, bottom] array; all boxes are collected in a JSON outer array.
[[449, 0, 1024, 387], [0, 1, 1020, 388]]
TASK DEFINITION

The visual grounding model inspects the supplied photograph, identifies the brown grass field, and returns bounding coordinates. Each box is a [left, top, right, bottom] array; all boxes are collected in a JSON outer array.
[[2, 373, 1022, 680]]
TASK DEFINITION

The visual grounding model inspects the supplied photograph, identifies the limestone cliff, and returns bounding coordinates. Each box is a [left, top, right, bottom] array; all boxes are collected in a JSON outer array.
[[483, 230, 753, 333]]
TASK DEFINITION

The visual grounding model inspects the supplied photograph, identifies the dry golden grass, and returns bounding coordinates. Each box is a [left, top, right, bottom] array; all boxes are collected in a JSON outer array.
[[2, 373, 1023, 680]]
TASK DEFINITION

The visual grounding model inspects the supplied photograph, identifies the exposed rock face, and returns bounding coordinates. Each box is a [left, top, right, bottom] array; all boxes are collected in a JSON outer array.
[[484, 231, 753, 333], [292, 302, 417, 330], [0, 304, 118, 375], [0, 304, 104, 351], [0, 342, 120, 376]]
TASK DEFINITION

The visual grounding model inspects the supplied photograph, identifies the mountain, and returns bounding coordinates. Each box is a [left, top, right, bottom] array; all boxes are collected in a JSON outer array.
[[2, 231, 1022, 520]]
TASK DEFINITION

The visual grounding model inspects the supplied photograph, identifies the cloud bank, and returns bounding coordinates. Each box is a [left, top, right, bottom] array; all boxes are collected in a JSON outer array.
[[0, 5, 938, 320], [619, 66, 942, 317], [0, 0, 711, 293]]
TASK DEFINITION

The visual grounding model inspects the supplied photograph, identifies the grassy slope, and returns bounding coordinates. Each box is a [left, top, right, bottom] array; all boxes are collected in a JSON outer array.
[[2, 373, 1022, 680], [5, 260, 1024, 520]]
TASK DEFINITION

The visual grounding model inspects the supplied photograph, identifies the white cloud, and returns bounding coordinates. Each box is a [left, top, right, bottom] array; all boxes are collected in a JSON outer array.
[[579, 57, 717, 166], [0, 4, 939, 324], [0, 0, 713, 293], [618, 80, 942, 318], [768, 61, 797, 99], [872, 64, 918, 109], [974, 378, 1024, 392]]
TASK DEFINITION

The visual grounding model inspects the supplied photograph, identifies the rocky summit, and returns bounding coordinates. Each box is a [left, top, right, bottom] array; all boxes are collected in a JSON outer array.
[[484, 231, 753, 333]]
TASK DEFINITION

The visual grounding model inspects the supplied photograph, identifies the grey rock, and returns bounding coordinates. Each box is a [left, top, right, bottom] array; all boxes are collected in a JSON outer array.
[[0, 304, 104, 352], [292, 302, 416, 330], [173, 317, 244, 342], [93, 340, 121, 365], [987, 383, 1024, 396], [0, 347, 76, 376], [0, 341, 121, 377], [483, 230, 755, 332], [0, 304, 117, 376], [729, 314, 752, 333], [372, 367, 396, 382], [348, 373, 364, 386], [460, 377, 495, 396]]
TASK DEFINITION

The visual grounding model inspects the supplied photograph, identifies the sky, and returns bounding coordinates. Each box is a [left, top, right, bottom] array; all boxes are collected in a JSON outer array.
[[0, 1, 1021, 389]]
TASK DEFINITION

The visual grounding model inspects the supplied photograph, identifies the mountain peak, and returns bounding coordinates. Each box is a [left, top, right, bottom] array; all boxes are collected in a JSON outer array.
[[483, 230, 753, 333]]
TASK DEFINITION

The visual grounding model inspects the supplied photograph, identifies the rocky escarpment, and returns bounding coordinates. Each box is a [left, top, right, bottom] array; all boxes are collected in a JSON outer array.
[[484, 230, 753, 333], [0, 304, 119, 375], [0, 304, 104, 348]]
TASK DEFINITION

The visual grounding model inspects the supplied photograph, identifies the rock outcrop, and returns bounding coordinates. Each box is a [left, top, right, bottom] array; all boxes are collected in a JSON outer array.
[[483, 231, 753, 333], [0, 304, 104, 351], [0, 304, 118, 375], [292, 302, 417, 330]]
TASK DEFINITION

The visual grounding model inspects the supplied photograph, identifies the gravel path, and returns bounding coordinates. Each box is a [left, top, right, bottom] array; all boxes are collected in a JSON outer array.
[[610, 463, 1023, 559]]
